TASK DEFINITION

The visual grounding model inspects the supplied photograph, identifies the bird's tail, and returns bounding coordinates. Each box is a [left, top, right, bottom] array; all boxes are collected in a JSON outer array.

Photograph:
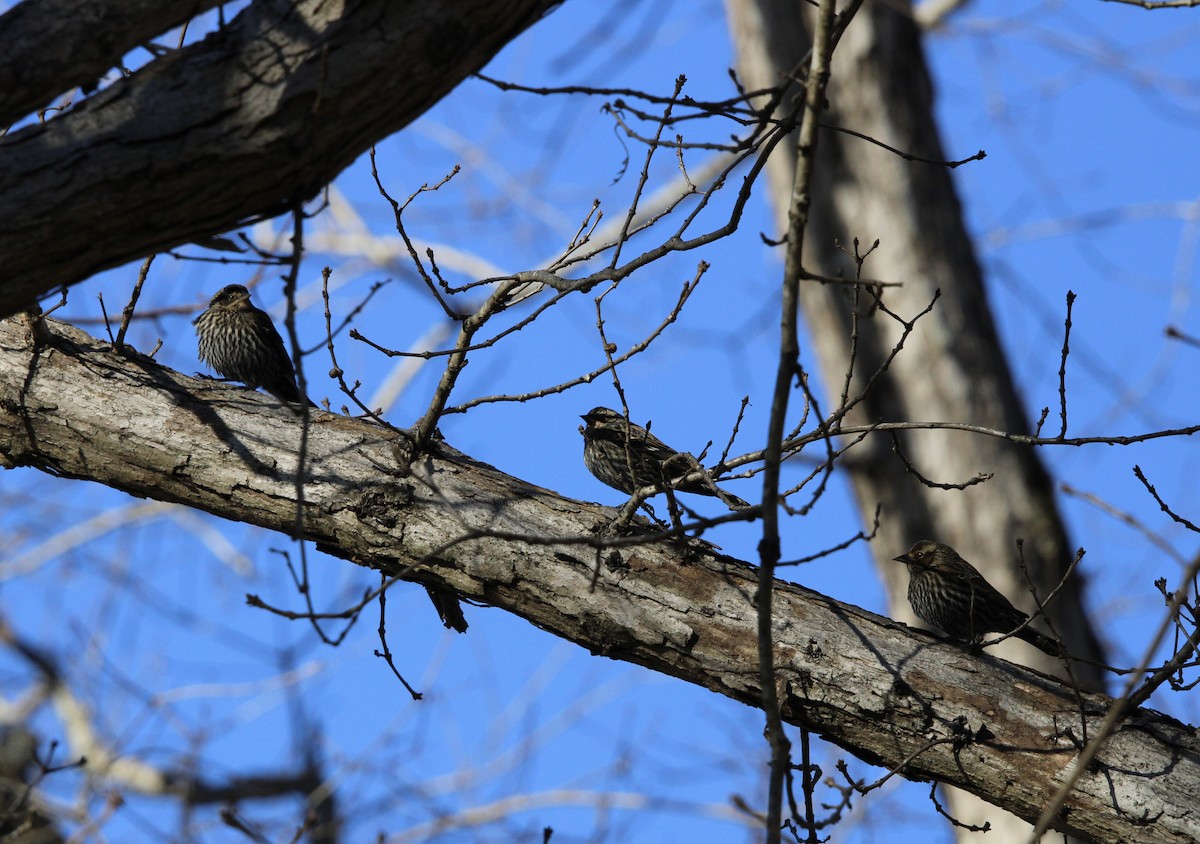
[[713, 488, 751, 510], [1018, 627, 1064, 657]]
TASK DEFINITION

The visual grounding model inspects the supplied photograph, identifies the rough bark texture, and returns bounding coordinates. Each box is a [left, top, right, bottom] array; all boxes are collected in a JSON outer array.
[[724, 0, 1109, 838], [0, 314, 1194, 844], [0, 0, 224, 125], [0, 0, 560, 314]]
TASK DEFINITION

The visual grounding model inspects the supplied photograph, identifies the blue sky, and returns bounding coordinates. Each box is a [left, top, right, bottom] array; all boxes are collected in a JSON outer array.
[[3, 1, 1200, 841]]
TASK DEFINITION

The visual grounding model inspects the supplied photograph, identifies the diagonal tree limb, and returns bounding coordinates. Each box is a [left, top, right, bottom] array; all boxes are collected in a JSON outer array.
[[0, 0, 561, 315], [0, 0, 225, 126], [0, 314, 1193, 844]]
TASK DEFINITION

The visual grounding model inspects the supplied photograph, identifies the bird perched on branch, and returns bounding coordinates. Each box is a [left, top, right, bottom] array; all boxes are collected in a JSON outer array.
[[194, 284, 316, 407], [579, 406, 749, 509], [892, 540, 1063, 656], [198, 285, 466, 630]]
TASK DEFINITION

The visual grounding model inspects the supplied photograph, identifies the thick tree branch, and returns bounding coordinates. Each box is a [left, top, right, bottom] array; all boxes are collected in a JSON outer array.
[[0, 315, 1193, 844], [0, 0, 560, 315], [0, 0, 224, 126]]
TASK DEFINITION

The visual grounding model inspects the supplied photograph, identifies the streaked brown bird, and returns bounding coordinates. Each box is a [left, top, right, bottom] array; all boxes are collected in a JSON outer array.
[[194, 284, 315, 406], [892, 540, 1062, 657], [579, 406, 749, 509], [199, 285, 466, 631]]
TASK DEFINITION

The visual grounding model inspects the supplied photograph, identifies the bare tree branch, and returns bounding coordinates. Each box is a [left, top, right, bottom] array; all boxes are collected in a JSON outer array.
[[0, 315, 1195, 844]]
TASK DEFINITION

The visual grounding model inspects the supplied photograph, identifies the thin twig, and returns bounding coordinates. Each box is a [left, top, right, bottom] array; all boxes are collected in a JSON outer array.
[[819, 121, 985, 168], [446, 270, 703, 414], [1057, 290, 1075, 439], [114, 255, 154, 353], [758, 2, 845, 840], [374, 573, 422, 700], [890, 431, 993, 490], [610, 76, 687, 270]]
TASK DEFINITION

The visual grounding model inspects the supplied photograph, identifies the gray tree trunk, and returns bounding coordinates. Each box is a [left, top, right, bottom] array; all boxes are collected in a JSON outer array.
[[725, 0, 1108, 838]]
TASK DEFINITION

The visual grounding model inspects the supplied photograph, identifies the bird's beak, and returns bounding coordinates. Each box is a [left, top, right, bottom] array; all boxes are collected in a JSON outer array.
[[892, 554, 910, 564]]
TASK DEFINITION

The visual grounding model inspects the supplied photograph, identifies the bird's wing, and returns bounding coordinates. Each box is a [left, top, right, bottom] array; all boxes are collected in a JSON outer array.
[[251, 309, 293, 363], [589, 423, 675, 458], [944, 559, 1021, 612]]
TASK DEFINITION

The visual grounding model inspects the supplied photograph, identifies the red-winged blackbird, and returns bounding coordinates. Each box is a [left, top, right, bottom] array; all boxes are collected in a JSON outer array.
[[198, 286, 466, 631], [579, 406, 749, 509], [194, 284, 316, 406], [893, 540, 1062, 656]]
